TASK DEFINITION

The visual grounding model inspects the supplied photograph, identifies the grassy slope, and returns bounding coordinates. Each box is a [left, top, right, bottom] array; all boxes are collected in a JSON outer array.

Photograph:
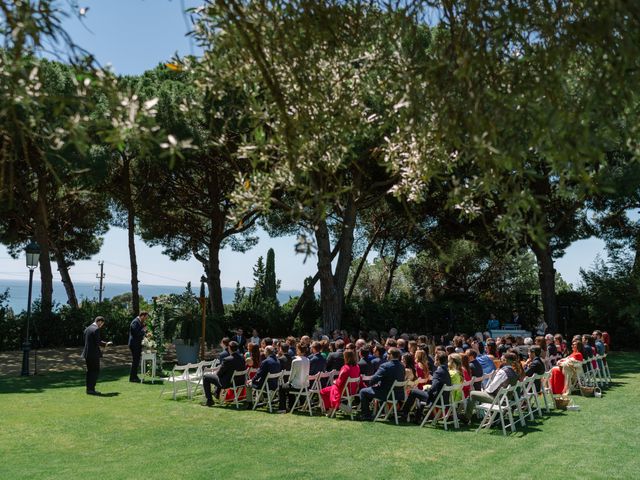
[[1, 352, 639, 480]]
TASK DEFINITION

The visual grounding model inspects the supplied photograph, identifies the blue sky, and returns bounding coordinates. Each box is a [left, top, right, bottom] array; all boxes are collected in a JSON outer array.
[[0, 0, 609, 290]]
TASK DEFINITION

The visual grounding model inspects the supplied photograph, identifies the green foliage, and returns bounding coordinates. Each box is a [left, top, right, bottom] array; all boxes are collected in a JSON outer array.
[[264, 248, 279, 303], [155, 284, 201, 346]]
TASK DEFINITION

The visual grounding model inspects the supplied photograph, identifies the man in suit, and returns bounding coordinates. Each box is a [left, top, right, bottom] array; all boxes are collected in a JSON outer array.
[[232, 328, 247, 354], [524, 345, 546, 391], [357, 346, 375, 376], [202, 341, 246, 406], [308, 341, 327, 375], [370, 345, 385, 372], [128, 311, 149, 383], [218, 337, 231, 362], [325, 339, 345, 371], [248, 346, 282, 399], [359, 347, 405, 421], [82, 316, 112, 395], [401, 352, 451, 422]]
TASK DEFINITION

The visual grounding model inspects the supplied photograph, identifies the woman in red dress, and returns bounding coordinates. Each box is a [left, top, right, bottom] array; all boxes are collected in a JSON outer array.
[[320, 349, 360, 415], [549, 339, 584, 394]]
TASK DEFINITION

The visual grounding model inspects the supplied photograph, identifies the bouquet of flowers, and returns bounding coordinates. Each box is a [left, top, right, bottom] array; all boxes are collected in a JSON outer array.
[[142, 331, 157, 351]]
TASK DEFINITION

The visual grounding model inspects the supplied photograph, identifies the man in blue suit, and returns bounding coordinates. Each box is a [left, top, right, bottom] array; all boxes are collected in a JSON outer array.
[[359, 347, 405, 421], [401, 351, 451, 422], [308, 341, 327, 375], [128, 311, 149, 383], [249, 345, 282, 395], [82, 316, 112, 395]]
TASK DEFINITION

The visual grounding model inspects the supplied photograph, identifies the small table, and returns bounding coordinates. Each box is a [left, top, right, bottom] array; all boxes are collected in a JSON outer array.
[[141, 351, 157, 383]]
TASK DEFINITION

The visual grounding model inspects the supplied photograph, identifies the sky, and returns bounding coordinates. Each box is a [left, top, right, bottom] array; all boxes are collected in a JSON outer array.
[[0, 0, 610, 291]]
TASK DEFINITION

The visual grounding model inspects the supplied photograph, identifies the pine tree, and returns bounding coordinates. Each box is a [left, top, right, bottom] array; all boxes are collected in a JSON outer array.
[[250, 256, 266, 304], [264, 248, 279, 303]]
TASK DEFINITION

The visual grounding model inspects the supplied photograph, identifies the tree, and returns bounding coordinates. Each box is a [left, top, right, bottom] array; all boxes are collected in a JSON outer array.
[[134, 64, 259, 316], [263, 248, 279, 303]]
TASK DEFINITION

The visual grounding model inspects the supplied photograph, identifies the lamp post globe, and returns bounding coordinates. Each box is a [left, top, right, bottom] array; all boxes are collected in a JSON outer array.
[[21, 240, 40, 376]]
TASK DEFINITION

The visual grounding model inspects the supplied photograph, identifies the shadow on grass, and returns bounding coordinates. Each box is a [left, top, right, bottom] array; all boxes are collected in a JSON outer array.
[[0, 366, 129, 394]]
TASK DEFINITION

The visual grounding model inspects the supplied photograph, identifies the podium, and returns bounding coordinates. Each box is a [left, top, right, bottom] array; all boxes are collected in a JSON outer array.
[[141, 351, 157, 383]]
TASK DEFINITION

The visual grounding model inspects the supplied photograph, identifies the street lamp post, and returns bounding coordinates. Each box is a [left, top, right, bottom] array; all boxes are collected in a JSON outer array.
[[21, 240, 40, 376], [199, 276, 207, 361]]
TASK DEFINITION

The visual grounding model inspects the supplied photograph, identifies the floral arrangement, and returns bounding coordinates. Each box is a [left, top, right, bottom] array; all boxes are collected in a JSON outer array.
[[142, 331, 157, 351]]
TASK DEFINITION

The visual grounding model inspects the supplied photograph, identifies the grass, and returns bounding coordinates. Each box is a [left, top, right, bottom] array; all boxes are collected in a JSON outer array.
[[1, 353, 639, 480]]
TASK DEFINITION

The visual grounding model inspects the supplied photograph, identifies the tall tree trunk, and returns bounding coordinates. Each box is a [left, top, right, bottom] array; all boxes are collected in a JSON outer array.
[[207, 242, 224, 316], [531, 242, 558, 333], [315, 196, 357, 333], [346, 228, 379, 303], [56, 255, 78, 308], [122, 154, 140, 316], [383, 240, 401, 299], [35, 178, 52, 316]]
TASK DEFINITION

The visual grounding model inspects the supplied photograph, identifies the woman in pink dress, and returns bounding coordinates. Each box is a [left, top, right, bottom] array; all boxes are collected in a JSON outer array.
[[320, 349, 360, 415], [549, 339, 584, 394]]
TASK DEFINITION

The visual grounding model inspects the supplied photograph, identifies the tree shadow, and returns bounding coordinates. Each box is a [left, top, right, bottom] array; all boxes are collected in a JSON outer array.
[[0, 367, 129, 394]]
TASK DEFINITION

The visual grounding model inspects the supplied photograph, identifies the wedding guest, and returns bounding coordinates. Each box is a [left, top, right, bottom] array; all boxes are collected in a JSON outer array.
[[359, 348, 405, 421], [320, 349, 360, 416], [246, 342, 261, 369], [448, 353, 464, 402], [371, 345, 385, 372], [358, 346, 375, 376], [400, 352, 451, 422], [309, 341, 327, 375], [82, 316, 112, 395], [549, 340, 584, 394], [128, 311, 149, 383], [320, 339, 330, 359], [218, 337, 231, 361], [326, 339, 345, 371], [202, 341, 246, 406], [464, 352, 519, 419], [466, 350, 484, 391], [248, 346, 281, 394], [278, 342, 293, 372], [414, 349, 430, 384], [524, 345, 546, 391], [403, 352, 417, 382], [249, 328, 260, 346], [232, 328, 247, 354], [278, 344, 310, 412]]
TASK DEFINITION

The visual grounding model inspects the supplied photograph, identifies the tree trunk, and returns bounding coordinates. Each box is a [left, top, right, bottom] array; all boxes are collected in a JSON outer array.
[[315, 196, 357, 333], [316, 220, 341, 333], [531, 242, 558, 333], [207, 242, 225, 316], [35, 180, 53, 317], [383, 240, 401, 299], [346, 228, 379, 303], [56, 255, 78, 308], [122, 155, 140, 316]]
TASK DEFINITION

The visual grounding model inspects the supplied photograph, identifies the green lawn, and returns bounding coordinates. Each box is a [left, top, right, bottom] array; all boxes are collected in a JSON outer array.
[[1, 352, 639, 480]]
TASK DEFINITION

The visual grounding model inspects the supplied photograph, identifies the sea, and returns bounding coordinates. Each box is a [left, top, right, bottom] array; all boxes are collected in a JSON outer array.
[[0, 279, 301, 313]]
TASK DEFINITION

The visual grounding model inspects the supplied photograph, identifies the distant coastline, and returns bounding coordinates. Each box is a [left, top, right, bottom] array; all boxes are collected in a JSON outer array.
[[0, 279, 301, 313]]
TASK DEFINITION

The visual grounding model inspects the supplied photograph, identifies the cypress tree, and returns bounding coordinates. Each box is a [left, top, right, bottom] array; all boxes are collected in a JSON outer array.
[[264, 248, 279, 302]]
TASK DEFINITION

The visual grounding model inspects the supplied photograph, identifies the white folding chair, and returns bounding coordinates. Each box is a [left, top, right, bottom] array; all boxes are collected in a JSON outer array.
[[475, 385, 518, 435], [219, 368, 249, 409], [534, 372, 552, 412], [279, 370, 291, 387], [373, 380, 409, 425], [252, 371, 282, 412], [601, 353, 612, 383], [521, 376, 543, 419], [421, 383, 464, 430], [329, 376, 360, 420], [187, 361, 208, 399], [290, 374, 315, 416], [160, 363, 193, 400]]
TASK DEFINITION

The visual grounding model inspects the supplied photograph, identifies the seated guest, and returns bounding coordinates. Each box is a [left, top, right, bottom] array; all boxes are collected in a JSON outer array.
[[402, 352, 417, 382], [397, 338, 407, 354], [248, 345, 282, 395], [326, 339, 345, 372], [524, 345, 546, 391], [218, 337, 231, 361], [466, 350, 484, 391], [320, 349, 360, 416], [414, 349, 430, 385], [464, 352, 519, 419], [358, 346, 375, 376], [476, 346, 497, 376], [408, 340, 418, 356], [546, 334, 558, 357], [278, 344, 311, 412], [202, 341, 245, 406], [508, 347, 526, 380], [554, 334, 566, 356], [448, 353, 464, 402], [371, 345, 385, 372], [359, 348, 405, 421], [459, 353, 472, 398], [320, 339, 330, 359], [245, 342, 261, 370], [400, 352, 451, 422], [549, 340, 584, 394], [308, 341, 327, 375], [278, 342, 293, 372]]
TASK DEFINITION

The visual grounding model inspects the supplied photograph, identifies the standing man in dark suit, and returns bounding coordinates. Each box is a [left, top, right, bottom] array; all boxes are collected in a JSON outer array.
[[401, 352, 451, 422], [232, 328, 247, 354], [325, 339, 345, 371], [202, 341, 246, 406], [359, 348, 405, 421], [128, 311, 149, 383], [82, 316, 112, 395]]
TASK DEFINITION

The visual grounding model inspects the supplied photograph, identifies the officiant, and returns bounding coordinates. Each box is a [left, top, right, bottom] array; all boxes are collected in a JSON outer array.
[[129, 311, 149, 383]]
